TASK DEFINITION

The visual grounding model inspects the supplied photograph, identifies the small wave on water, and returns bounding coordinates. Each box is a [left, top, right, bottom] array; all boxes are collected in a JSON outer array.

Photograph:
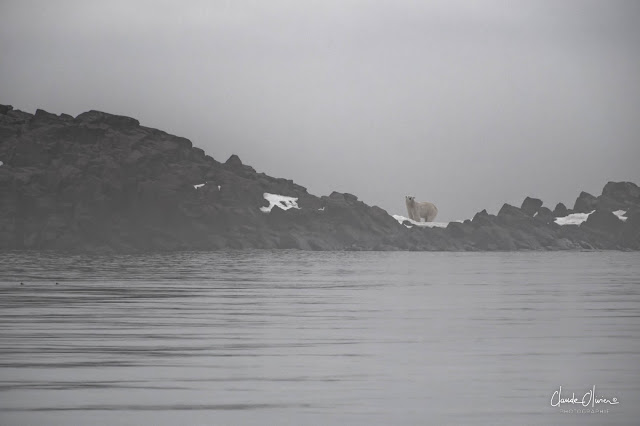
[[1, 251, 639, 425]]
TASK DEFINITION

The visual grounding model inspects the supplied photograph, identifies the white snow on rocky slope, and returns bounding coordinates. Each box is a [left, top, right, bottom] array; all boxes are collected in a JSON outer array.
[[392, 214, 460, 229], [613, 210, 628, 222], [260, 193, 300, 213], [554, 210, 594, 225]]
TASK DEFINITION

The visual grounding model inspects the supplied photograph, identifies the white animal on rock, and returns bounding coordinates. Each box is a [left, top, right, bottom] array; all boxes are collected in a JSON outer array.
[[405, 196, 438, 222]]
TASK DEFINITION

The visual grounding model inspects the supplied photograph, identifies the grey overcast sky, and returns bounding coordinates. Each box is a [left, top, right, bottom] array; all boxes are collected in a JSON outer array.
[[1, 1, 639, 220]]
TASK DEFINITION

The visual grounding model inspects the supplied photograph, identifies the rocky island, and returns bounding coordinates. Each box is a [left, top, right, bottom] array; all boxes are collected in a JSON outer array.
[[1, 104, 639, 252]]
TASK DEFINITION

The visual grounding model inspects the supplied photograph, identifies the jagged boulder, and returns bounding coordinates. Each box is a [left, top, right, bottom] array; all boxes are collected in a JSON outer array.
[[601, 182, 640, 207], [553, 202, 569, 217], [573, 191, 598, 213], [498, 203, 528, 219], [75, 110, 140, 128], [521, 197, 543, 216], [225, 154, 243, 166], [33, 109, 61, 122], [582, 209, 624, 234], [471, 209, 496, 227], [619, 210, 640, 249], [535, 206, 554, 223]]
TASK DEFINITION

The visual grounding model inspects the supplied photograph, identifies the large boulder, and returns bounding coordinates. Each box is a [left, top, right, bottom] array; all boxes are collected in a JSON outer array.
[[582, 209, 624, 234], [521, 197, 543, 216], [553, 202, 569, 217], [601, 182, 640, 207], [75, 110, 140, 129], [573, 191, 598, 213], [498, 203, 528, 219], [535, 206, 554, 223], [471, 209, 496, 227], [0, 104, 13, 115], [225, 154, 243, 166], [618, 210, 640, 249]]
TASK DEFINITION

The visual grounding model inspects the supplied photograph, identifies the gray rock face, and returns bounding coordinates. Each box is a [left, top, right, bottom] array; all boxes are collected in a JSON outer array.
[[553, 203, 569, 217], [582, 209, 624, 234], [599, 182, 640, 211], [574, 191, 599, 213], [225, 154, 243, 166], [535, 207, 554, 224], [498, 203, 527, 218], [521, 197, 543, 216], [602, 181, 640, 204], [1, 104, 639, 252]]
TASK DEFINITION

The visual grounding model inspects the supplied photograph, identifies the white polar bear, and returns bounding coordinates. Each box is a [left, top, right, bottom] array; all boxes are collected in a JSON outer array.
[[405, 196, 438, 222]]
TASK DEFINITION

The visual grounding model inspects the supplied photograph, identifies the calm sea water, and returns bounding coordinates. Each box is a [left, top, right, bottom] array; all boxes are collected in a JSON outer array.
[[0, 251, 639, 425]]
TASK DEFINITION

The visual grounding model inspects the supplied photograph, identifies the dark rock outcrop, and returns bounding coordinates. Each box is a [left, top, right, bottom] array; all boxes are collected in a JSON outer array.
[[574, 191, 598, 213], [582, 209, 624, 234], [534, 207, 554, 224], [553, 202, 569, 217], [225, 154, 243, 167], [598, 181, 640, 211], [521, 197, 543, 216], [602, 181, 640, 204], [498, 203, 527, 219], [1, 104, 639, 252]]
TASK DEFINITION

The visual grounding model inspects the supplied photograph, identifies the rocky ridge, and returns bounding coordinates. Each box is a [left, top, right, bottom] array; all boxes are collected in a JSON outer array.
[[1, 104, 639, 252]]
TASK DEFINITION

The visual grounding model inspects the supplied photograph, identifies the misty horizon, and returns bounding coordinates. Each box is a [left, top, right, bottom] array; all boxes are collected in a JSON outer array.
[[1, 1, 639, 221]]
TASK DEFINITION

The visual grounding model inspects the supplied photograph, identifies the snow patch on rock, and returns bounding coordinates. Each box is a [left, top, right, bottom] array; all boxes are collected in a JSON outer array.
[[260, 193, 300, 213]]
